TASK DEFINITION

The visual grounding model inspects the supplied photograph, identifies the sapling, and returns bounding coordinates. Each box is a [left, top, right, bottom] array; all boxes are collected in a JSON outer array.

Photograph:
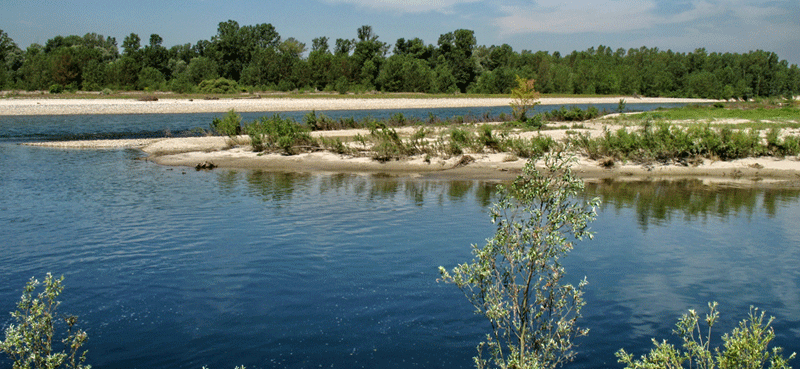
[[440, 152, 600, 369]]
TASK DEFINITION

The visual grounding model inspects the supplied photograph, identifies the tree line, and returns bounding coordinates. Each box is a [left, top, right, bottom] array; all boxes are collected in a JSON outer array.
[[1, 21, 799, 99]]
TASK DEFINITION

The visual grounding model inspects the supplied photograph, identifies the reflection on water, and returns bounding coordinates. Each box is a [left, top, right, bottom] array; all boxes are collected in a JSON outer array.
[[585, 179, 800, 229], [2, 154, 800, 369], [227, 170, 500, 209]]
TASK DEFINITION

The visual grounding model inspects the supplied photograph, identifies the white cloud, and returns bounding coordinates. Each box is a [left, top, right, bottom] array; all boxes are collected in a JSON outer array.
[[319, 0, 482, 13], [494, 0, 789, 35]]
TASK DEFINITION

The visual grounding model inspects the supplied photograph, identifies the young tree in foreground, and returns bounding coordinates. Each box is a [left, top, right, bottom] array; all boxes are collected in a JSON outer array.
[[0, 273, 90, 369], [617, 302, 795, 369], [440, 152, 600, 369]]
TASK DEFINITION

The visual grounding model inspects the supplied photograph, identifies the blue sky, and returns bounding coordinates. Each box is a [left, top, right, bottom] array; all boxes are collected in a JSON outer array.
[[2, 0, 798, 65]]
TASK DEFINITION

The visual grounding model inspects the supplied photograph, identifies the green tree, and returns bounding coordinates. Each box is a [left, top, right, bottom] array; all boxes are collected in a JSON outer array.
[[351, 25, 388, 89], [121, 33, 141, 58], [617, 302, 795, 369], [209, 20, 281, 81], [0, 29, 20, 87], [439, 152, 600, 369], [0, 273, 90, 369], [141, 34, 169, 78], [436, 29, 477, 92]]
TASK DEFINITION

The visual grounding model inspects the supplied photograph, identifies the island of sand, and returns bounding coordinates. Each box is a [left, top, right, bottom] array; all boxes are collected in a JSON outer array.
[[10, 96, 800, 186]]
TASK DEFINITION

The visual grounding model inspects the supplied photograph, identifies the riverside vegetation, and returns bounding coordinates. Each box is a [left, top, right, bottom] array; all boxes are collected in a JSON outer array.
[[206, 96, 800, 168]]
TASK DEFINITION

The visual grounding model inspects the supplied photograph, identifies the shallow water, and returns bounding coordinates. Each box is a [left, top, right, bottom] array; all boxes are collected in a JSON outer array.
[[1, 108, 798, 368]]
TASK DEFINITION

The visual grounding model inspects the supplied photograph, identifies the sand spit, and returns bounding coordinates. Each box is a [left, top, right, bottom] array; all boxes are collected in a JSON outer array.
[[25, 134, 800, 186], [0, 96, 718, 116], [18, 95, 799, 186]]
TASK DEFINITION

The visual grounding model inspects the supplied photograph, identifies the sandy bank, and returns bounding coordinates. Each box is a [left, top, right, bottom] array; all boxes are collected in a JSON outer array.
[[24, 135, 800, 186], [0, 96, 717, 116]]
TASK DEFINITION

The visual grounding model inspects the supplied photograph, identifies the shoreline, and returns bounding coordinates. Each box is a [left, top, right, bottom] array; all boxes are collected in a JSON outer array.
[[24, 135, 800, 187], [0, 96, 717, 116]]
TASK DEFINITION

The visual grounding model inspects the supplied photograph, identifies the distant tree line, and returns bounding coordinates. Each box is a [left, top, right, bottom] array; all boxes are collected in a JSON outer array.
[[1, 21, 799, 99]]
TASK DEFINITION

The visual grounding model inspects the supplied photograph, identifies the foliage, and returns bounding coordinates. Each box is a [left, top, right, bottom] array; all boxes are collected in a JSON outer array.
[[198, 77, 239, 94], [244, 114, 315, 154], [617, 302, 795, 369], [542, 106, 601, 122], [2, 25, 798, 96], [510, 75, 541, 123], [210, 109, 242, 137], [569, 121, 799, 163], [0, 273, 90, 369], [369, 123, 411, 161], [617, 99, 627, 113], [439, 152, 600, 369]]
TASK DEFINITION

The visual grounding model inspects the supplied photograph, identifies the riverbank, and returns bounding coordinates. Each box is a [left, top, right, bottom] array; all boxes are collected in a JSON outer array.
[[17, 96, 800, 186], [24, 130, 800, 186], [0, 96, 717, 116]]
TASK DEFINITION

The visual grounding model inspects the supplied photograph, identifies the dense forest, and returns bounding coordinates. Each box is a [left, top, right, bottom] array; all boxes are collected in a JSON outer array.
[[1, 21, 799, 99]]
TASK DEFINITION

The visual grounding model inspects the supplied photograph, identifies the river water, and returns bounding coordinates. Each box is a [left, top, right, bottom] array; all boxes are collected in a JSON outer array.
[[1, 105, 798, 368]]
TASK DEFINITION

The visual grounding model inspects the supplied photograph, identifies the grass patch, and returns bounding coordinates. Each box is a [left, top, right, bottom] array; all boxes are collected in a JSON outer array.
[[630, 103, 800, 123]]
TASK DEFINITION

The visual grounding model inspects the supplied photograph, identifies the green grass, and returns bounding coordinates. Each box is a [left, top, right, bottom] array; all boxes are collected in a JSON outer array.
[[628, 103, 800, 123]]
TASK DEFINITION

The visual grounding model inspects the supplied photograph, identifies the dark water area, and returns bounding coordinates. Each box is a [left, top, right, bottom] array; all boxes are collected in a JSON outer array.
[[1, 108, 798, 369], [0, 102, 689, 144]]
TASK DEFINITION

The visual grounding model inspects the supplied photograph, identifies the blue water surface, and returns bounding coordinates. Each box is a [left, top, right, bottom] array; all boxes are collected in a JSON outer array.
[[1, 107, 798, 369]]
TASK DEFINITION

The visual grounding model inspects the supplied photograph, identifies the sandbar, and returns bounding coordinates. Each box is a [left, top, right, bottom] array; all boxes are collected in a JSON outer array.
[[15, 96, 800, 186]]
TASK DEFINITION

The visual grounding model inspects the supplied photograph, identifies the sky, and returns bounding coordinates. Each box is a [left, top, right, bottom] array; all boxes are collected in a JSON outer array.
[[2, 0, 798, 65]]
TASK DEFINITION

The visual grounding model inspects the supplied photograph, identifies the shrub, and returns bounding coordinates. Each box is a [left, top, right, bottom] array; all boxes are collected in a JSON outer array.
[[440, 153, 600, 369], [210, 109, 242, 137], [319, 137, 350, 155], [617, 302, 795, 369], [245, 115, 315, 155], [509, 75, 541, 122], [49, 84, 64, 94], [0, 273, 90, 369], [198, 78, 239, 94], [477, 125, 502, 152], [544, 106, 602, 122], [369, 123, 409, 161]]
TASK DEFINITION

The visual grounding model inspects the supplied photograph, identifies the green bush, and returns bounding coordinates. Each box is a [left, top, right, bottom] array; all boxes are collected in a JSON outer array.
[[49, 84, 64, 94], [0, 273, 90, 369], [210, 109, 242, 137], [198, 78, 240, 94], [617, 302, 795, 369], [369, 123, 409, 161], [244, 115, 315, 154], [544, 106, 602, 122], [570, 122, 789, 163], [440, 153, 600, 369]]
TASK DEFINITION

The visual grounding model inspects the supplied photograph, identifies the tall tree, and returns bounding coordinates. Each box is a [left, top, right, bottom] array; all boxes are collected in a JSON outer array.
[[437, 29, 477, 92]]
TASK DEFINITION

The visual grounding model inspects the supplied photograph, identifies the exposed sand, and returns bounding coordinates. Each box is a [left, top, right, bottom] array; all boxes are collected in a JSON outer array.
[[0, 96, 717, 116], [16, 96, 800, 186], [24, 130, 800, 186]]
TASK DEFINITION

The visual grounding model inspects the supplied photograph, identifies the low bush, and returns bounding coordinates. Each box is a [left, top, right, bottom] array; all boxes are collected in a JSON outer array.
[[369, 123, 410, 161], [0, 273, 90, 369], [570, 122, 791, 163], [617, 302, 795, 369], [211, 109, 242, 137], [198, 78, 240, 94], [245, 115, 315, 154], [544, 106, 602, 122]]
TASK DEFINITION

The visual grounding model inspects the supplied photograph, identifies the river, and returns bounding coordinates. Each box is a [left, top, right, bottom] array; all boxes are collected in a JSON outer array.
[[1, 105, 797, 368]]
